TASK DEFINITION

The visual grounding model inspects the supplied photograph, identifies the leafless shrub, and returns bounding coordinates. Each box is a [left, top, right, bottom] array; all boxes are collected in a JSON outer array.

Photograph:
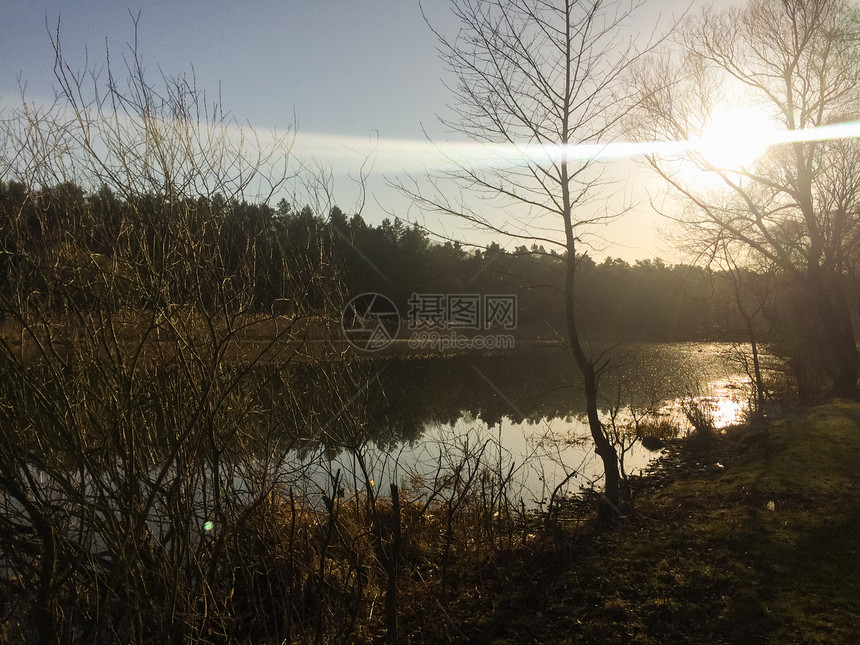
[[0, 22, 357, 643]]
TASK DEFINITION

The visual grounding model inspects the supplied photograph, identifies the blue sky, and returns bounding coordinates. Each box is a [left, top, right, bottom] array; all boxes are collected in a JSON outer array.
[[1, 0, 714, 262], [1, 1, 446, 135]]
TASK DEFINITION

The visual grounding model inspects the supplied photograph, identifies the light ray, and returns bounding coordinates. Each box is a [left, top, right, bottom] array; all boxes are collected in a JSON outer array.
[[294, 120, 860, 173]]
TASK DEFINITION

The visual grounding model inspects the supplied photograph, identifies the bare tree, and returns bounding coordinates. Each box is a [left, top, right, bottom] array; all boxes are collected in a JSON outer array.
[[397, 0, 667, 515], [633, 0, 860, 396]]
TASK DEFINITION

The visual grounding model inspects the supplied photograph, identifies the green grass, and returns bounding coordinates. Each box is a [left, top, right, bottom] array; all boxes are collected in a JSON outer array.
[[414, 400, 860, 643]]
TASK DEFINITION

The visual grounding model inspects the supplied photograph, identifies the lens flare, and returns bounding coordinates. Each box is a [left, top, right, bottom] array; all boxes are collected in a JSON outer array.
[[288, 118, 860, 179]]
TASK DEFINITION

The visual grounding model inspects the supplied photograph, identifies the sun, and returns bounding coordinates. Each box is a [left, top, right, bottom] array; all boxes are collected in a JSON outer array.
[[696, 105, 778, 171]]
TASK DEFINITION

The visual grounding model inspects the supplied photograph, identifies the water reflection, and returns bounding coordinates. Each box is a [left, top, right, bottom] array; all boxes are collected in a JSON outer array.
[[661, 378, 750, 430], [291, 343, 754, 503]]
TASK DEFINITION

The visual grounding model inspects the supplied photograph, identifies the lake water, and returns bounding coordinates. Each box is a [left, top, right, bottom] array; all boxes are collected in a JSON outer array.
[[0, 341, 759, 584], [288, 342, 756, 506]]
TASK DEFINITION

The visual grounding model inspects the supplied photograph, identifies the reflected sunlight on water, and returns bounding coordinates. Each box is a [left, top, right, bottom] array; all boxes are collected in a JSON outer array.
[[661, 377, 751, 431]]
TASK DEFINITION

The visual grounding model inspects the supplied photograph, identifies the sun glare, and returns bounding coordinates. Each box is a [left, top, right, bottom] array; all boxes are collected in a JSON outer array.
[[697, 106, 778, 171]]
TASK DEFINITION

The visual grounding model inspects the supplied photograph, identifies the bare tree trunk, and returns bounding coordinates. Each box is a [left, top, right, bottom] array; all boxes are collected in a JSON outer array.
[[563, 252, 621, 517], [806, 269, 859, 397]]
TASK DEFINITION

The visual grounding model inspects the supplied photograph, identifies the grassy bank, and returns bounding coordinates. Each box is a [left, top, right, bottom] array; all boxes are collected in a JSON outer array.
[[410, 401, 860, 643]]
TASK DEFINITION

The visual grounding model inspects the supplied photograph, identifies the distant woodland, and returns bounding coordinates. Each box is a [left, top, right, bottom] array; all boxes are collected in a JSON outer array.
[[0, 180, 777, 344]]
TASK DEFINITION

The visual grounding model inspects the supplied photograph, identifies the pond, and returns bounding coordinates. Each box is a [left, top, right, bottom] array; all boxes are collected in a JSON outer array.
[[289, 342, 757, 506]]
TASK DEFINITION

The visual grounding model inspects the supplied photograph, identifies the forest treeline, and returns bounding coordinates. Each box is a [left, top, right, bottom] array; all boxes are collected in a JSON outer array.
[[0, 179, 768, 344], [334, 208, 750, 342]]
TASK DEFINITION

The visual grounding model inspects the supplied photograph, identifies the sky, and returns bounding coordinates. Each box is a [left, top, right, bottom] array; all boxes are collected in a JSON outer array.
[[1, 0, 719, 263]]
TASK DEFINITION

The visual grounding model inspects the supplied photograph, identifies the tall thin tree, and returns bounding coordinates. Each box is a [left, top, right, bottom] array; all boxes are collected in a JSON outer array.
[[399, 0, 667, 514]]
